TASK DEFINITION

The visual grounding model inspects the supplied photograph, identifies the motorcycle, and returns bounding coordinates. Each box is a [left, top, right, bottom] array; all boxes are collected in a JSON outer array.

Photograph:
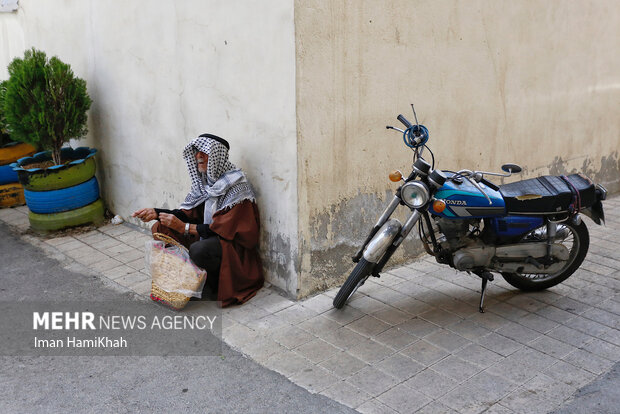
[[333, 106, 607, 313]]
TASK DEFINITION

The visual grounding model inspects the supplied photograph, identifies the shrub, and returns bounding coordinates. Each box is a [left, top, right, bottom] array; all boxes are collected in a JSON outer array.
[[2, 48, 92, 164], [0, 81, 11, 146]]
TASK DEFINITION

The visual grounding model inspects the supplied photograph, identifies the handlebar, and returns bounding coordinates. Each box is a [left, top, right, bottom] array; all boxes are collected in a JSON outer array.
[[397, 114, 413, 129]]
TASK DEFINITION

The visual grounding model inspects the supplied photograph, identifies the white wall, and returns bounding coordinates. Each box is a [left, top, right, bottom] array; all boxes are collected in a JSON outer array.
[[0, 0, 299, 295]]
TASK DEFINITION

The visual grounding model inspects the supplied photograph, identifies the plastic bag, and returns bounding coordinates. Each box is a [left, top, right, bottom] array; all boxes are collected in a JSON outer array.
[[145, 239, 207, 298]]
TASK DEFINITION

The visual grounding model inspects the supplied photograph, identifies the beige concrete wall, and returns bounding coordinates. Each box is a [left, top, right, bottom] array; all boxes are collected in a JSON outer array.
[[0, 0, 299, 295], [295, 0, 620, 297]]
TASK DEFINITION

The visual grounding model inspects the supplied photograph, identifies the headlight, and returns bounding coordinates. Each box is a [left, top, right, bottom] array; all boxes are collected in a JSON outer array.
[[400, 181, 430, 209]]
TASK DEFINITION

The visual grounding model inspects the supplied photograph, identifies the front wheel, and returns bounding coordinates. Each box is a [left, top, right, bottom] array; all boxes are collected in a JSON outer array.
[[333, 259, 374, 309], [501, 220, 589, 291]]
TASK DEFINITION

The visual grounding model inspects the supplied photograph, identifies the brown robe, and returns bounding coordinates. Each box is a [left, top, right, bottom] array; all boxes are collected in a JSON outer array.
[[151, 199, 263, 307]]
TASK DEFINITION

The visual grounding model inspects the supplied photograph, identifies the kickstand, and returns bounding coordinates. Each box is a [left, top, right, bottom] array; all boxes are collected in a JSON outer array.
[[475, 271, 494, 313]]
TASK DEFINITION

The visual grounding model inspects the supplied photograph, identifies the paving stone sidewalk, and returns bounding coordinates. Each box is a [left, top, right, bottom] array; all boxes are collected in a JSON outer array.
[[1, 195, 619, 414]]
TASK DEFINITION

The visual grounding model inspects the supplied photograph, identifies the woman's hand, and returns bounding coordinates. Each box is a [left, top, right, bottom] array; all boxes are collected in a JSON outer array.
[[132, 208, 157, 222], [158, 213, 185, 234]]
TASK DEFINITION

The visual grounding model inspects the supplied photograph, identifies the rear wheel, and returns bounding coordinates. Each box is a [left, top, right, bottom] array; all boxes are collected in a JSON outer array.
[[501, 220, 589, 291], [333, 259, 373, 309]]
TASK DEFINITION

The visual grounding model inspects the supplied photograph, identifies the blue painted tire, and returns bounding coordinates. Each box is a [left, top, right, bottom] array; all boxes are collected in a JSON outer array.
[[24, 177, 100, 214], [0, 164, 19, 185]]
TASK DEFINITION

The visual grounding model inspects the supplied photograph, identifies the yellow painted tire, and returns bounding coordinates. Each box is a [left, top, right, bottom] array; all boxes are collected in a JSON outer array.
[[0, 183, 25, 208], [0, 142, 36, 165]]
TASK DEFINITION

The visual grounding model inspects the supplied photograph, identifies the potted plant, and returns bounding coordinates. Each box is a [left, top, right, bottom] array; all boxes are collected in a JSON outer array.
[[3, 48, 104, 231]]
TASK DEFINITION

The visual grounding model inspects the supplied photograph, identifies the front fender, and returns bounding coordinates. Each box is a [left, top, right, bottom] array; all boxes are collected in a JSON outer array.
[[363, 219, 402, 263]]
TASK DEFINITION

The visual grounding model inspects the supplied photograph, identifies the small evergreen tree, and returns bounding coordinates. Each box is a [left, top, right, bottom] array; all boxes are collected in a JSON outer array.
[[0, 81, 11, 146], [2, 48, 92, 165]]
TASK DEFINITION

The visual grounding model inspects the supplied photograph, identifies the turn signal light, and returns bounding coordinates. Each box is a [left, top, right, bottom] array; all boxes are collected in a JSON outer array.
[[389, 170, 403, 182], [433, 200, 446, 213]]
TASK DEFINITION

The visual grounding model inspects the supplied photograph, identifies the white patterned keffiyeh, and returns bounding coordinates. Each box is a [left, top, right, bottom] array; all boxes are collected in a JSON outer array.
[[179, 134, 255, 225]]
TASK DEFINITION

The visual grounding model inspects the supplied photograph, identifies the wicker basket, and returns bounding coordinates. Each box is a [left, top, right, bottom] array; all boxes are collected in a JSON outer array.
[[149, 233, 205, 311]]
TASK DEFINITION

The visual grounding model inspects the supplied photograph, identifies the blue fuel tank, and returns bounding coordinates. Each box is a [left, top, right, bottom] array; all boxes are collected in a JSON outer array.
[[430, 172, 506, 218]]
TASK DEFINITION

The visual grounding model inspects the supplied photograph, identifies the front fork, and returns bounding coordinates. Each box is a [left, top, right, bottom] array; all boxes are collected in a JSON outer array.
[[352, 192, 422, 274], [352, 195, 401, 263], [370, 210, 421, 276]]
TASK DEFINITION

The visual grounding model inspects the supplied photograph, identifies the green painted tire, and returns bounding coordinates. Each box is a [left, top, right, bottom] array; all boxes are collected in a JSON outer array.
[[28, 199, 105, 232], [19, 156, 96, 191]]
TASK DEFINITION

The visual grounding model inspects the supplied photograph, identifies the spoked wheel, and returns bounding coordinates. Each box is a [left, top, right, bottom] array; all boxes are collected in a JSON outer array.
[[333, 259, 374, 309], [501, 220, 589, 291]]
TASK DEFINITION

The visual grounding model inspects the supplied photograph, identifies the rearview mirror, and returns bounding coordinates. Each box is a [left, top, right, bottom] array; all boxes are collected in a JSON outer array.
[[501, 163, 522, 174]]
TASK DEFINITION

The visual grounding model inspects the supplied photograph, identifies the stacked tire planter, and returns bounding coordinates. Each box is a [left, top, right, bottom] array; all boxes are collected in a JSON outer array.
[[11, 147, 104, 232], [0, 142, 36, 208]]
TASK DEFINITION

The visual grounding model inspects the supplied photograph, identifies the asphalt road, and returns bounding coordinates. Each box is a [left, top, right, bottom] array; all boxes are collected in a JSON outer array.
[[0, 222, 356, 414], [553, 361, 620, 414]]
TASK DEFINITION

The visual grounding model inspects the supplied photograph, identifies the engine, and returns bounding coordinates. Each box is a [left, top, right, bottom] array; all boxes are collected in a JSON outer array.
[[435, 218, 492, 270], [434, 217, 570, 272], [435, 218, 479, 251]]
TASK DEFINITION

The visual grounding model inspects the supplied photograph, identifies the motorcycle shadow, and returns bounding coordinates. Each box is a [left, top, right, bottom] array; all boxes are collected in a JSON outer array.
[[349, 272, 557, 319]]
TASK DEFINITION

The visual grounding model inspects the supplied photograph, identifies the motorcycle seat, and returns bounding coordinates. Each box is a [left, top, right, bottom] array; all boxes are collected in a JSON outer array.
[[500, 174, 596, 215]]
